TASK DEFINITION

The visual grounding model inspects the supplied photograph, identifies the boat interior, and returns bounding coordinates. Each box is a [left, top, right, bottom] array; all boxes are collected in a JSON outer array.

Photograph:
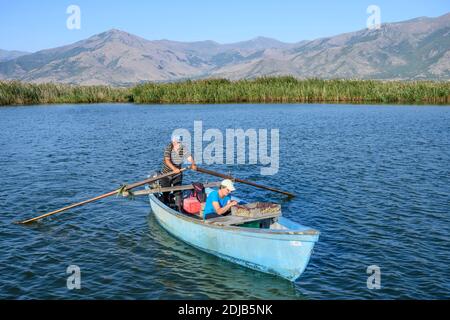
[[154, 186, 287, 230]]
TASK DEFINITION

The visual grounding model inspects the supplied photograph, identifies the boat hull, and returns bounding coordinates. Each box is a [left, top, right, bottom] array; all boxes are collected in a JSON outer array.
[[149, 194, 319, 281]]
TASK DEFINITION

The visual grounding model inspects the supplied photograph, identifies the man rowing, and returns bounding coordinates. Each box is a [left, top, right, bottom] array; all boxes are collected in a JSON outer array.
[[160, 134, 197, 208]]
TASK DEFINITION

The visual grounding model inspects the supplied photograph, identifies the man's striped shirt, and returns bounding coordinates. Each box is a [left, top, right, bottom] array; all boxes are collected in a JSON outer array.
[[161, 143, 191, 174]]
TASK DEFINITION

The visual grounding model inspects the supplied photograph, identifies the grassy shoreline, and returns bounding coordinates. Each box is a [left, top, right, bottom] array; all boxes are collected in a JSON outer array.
[[1, 77, 449, 106]]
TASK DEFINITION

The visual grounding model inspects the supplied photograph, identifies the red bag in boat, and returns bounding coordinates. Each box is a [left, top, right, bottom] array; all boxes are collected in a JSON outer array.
[[183, 195, 201, 214], [182, 182, 205, 214]]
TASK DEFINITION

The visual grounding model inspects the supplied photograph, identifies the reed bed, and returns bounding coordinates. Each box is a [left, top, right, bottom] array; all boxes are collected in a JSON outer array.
[[132, 77, 450, 104], [1, 77, 449, 106], [0, 81, 132, 105]]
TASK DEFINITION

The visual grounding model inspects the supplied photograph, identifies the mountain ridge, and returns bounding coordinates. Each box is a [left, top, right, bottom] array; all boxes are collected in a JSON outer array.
[[0, 13, 449, 85]]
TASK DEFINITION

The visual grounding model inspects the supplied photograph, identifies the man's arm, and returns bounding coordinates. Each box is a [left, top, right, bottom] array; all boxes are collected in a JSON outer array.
[[164, 157, 181, 173], [212, 200, 237, 215], [186, 155, 197, 170]]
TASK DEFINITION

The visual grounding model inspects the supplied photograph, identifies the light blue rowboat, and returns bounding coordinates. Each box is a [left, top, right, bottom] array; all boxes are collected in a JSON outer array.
[[148, 187, 319, 281]]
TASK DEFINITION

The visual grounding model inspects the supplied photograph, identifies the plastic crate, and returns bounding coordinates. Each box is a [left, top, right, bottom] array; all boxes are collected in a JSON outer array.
[[231, 202, 281, 218]]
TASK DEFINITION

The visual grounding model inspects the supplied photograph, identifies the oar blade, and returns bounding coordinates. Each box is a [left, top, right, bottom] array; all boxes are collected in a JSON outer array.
[[15, 168, 189, 225]]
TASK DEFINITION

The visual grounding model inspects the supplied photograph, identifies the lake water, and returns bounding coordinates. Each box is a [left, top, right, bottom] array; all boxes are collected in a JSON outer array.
[[0, 103, 449, 299]]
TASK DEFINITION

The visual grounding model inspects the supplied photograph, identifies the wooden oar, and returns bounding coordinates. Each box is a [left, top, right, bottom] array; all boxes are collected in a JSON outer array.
[[195, 167, 295, 197], [128, 182, 221, 197], [16, 168, 188, 224]]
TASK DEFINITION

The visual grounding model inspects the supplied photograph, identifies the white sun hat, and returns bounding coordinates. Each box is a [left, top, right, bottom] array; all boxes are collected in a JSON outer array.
[[221, 179, 236, 191]]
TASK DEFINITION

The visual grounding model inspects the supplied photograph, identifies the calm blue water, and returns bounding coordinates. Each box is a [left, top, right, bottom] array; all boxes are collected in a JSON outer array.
[[0, 103, 449, 299]]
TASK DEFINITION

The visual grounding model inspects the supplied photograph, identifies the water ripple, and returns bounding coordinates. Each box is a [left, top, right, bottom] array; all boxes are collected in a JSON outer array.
[[0, 104, 449, 299]]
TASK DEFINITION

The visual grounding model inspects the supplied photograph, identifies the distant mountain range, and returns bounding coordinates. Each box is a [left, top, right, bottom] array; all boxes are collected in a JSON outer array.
[[0, 13, 449, 85], [0, 49, 29, 62]]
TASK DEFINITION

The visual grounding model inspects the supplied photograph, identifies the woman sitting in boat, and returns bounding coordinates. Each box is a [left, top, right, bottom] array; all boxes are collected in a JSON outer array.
[[203, 179, 238, 219]]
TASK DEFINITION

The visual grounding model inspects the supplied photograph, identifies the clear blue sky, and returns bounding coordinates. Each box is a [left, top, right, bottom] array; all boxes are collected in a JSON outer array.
[[0, 0, 448, 52]]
